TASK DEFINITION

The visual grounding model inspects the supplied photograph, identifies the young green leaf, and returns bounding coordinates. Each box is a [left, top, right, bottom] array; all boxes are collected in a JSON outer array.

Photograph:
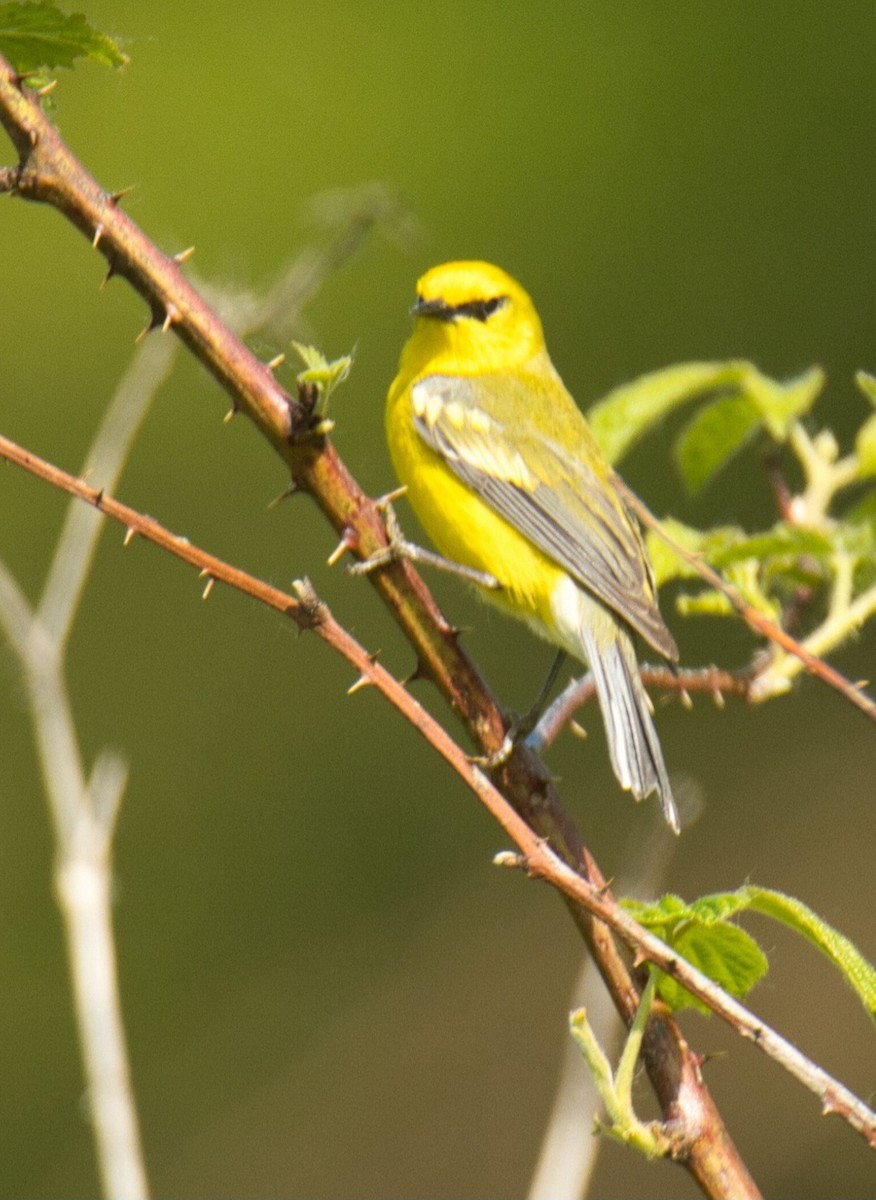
[[674, 393, 760, 494], [621, 893, 768, 1014], [854, 370, 876, 408], [644, 518, 711, 587], [710, 524, 836, 570], [587, 360, 755, 465], [675, 589, 735, 617], [739, 886, 876, 1022], [623, 886, 876, 1022], [854, 412, 876, 479], [0, 1, 128, 73], [742, 365, 825, 442], [844, 491, 876, 539], [588, 360, 823, 465], [291, 342, 352, 420]]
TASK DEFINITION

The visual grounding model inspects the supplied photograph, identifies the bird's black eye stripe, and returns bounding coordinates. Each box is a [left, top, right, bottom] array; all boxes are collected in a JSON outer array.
[[412, 293, 508, 322], [455, 295, 507, 322]]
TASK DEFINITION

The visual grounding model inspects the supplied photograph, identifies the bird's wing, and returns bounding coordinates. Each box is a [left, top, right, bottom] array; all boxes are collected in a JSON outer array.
[[410, 372, 677, 659]]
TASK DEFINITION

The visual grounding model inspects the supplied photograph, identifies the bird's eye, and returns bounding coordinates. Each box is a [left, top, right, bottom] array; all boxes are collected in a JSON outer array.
[[460, 295, 507, 322]]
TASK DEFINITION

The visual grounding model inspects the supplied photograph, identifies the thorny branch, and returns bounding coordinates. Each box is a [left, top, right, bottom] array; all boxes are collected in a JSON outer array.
[[0, 58, 757, 1197], [2, 427, 874, 1154]]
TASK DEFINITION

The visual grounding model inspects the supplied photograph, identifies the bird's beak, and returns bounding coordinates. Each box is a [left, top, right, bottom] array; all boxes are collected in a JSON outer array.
[[410, 296, 453, 320]]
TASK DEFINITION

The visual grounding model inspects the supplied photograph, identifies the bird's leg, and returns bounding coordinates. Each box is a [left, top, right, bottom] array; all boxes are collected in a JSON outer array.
[[523, 648, 569, 730], [348, 491, 503, 590], [471, 649, 568, 768]]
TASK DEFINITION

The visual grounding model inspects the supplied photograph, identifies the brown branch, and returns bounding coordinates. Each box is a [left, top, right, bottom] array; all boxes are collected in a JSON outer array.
[[616, 478, 876, 724], [0, 56, 779, 1196], [530, 664, 753, 754], [2, 426, 873, 1154]]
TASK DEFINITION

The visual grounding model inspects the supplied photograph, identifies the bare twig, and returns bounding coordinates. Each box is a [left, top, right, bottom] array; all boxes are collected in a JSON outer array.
[[529, 665, 752, 755], [40, 337, 178, 645], [0, 379, 156, 1200]]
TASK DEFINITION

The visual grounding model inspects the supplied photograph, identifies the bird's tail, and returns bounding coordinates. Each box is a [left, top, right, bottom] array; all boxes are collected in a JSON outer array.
[[581, 626, 679, 834]]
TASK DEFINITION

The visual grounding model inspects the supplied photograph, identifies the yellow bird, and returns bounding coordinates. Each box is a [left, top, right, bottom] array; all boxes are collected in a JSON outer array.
[[386, 261, 679, 832]]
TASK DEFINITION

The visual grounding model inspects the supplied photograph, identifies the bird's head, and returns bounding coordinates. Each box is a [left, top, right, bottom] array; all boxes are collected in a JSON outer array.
[[403, 261, 547, 376]]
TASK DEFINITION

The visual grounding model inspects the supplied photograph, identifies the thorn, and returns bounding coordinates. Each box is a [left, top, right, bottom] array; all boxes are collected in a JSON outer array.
[[711, 688, 725, 709], [568, 720, 588, 740], [267, 353, 286, 371], [223, 405, 237, 424], [267, 482, 298, 510], [679, 687, 694, 710], [92, 223, 104, 249], [855, 678, 870, 690], [100, 262, 117, 290], [327, 527, 359, 567], [173, 246, 195, 264], [135, 310, 162, 343], [402, 658, 429, 686], [347, 673, 373, 696], [200, 572, 215, 600], [374, 484, 408, 509], [36, 79, 58, 98], [123, 527, 136, 547], [162, 304, 180, 333], [108, 185, 136, 206]]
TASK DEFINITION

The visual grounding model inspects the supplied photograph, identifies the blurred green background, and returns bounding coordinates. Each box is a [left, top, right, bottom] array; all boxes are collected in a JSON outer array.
[[1, 3, 874, 1197]]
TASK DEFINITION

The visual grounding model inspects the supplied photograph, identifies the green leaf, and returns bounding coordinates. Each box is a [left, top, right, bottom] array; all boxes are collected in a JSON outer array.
[[661, 923, 768, 1015], [645, 519, 757, 588], [623, 886, 876, 1022], [587, 360, 756, 465], [743, 365, 825, 441], [854, 370, 876, 408], [675, 589, 735, 617], [855, 412, 876, 479], [644, 518, 710, 587], [587, 359, 823, 465], [844, 491, 876, 538], [290, 342, 352, 435], [674, 393, 760, 494], [621, 893, 768, 1014], [722, 560, 781, 618], [740, 886, 876, 1022], [710, 523, 836, 570], [292, 342, 351, 399], [0, 1, 128, 72]]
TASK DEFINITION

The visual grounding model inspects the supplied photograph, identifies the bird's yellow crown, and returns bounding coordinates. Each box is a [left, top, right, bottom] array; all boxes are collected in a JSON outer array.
[[398, 260, 548, 381]]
